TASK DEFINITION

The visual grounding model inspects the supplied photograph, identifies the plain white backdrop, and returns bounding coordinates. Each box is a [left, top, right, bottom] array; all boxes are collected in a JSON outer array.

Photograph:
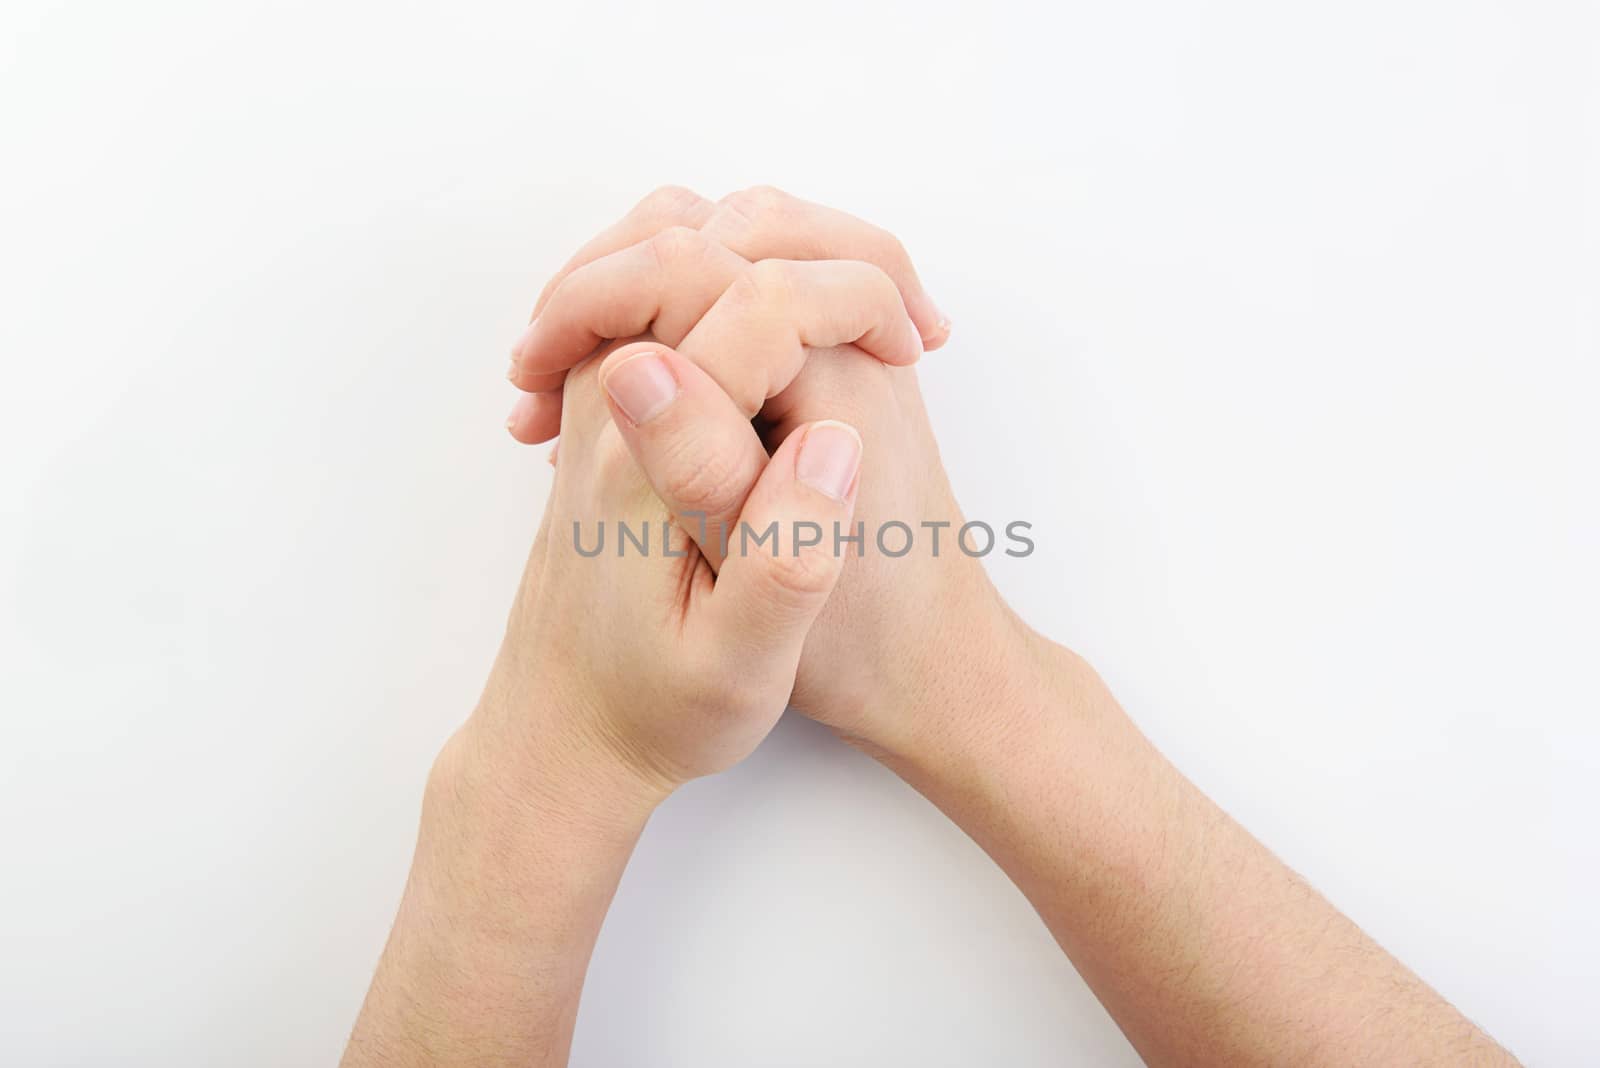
[[2, 0, 1597, 1064]]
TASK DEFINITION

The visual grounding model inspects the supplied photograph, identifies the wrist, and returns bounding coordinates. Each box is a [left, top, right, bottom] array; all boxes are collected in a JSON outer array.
[[866, 632, 1184, 924], [401, 653, 678, 933], [348, 714, 660, 1067], [859, 617, 1133, 803], [390, 711, 663, 979], [435, 694, 672, 855]]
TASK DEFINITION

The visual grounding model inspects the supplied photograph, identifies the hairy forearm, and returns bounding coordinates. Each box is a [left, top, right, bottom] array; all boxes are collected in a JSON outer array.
[[878, 638, 1516, 1067], [341, 708, 664, 1067]]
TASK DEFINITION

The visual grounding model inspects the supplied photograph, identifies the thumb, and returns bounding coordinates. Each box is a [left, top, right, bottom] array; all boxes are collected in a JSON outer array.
[[697, 420, 862, 677]]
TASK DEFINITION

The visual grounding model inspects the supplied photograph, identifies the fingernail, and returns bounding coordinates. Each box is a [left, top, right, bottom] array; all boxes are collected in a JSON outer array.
[[603, 349, 678, 425], [505, 390, 544, 434], [506, 361, 520, 382], [796, 421, 862, 501]]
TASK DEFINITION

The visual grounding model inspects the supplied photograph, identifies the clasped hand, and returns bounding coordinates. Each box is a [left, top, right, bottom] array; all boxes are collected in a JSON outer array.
[[485, 184, 1031, 796]]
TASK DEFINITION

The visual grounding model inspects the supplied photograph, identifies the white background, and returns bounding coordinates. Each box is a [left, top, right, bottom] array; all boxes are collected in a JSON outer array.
[[2, 1, 1596, 1064]]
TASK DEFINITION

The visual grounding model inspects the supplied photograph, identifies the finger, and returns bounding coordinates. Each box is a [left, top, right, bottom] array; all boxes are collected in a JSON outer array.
[[505, 389, 563, 444], [530, 185, 716, 320], [557, 339, 638, 443], [518, 185, 949, 363], [597, 341, 769, 570], [702, 185, 951, 350], [509, 227, 747, 390], [695, 419, 862, 681], [676, 259, 923, 417]]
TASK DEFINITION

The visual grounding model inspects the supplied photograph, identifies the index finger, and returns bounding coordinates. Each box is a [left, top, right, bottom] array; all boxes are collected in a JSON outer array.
[[700, 186, 950, 350], [521, 185, 950, 354], [528, 185, 716, 319]]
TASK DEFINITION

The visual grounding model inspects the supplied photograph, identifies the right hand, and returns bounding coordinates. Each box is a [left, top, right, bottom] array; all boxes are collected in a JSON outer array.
[[505, 187, 1043, 764]]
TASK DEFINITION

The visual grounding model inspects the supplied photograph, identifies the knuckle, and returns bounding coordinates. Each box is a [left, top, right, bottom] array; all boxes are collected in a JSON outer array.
[[747, 257, 794, 291], [635, 184, 710, 222], [737, 183, 789, 207], [876, 228, 913, 271], [646, 225, 710, 267], [755, 543, 837, 603], [657, 438, 746, 515], [861, 259, 899, 299], [727, 259, 792, 314], [717, 184, 790, 227]]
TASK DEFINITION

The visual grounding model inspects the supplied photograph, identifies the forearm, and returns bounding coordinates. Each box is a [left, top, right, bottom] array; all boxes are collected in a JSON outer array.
[[341, 705, 665, 1067], [876, 637, 1515, 1067]]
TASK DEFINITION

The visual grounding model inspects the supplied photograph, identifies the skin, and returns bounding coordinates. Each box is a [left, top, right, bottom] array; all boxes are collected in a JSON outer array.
[[343, 188, 1519, 1066], [343, 339, 868, 1064]]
